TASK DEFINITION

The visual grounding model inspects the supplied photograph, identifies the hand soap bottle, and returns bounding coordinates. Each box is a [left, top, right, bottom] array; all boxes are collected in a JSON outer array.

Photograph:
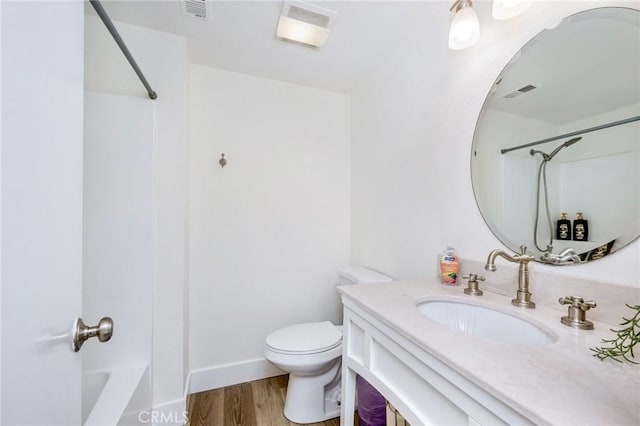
[[573, 212, 589, 241], [438, 246, 459, 286], [556, 213, 571, 240]]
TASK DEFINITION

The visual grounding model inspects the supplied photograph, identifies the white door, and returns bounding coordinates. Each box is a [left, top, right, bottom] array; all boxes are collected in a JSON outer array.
[[1, 1, 84, 424]]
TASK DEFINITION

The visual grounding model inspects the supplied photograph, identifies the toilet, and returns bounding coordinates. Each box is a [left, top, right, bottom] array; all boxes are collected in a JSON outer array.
[[264, 266, 394, 424]]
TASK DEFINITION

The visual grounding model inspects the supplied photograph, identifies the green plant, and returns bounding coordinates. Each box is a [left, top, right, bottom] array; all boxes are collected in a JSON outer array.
[[591, 304, 640, 364]]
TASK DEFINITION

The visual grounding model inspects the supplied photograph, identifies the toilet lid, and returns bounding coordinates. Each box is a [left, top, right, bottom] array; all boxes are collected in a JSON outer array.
[[266, 321, 342, 354]]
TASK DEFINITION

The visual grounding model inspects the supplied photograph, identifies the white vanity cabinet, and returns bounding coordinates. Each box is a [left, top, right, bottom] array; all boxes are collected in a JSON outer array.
[[337, 279, 639, 426], [339, 299, 534, 426]]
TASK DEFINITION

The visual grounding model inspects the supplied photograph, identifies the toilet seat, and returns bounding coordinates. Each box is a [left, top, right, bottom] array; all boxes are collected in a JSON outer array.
[[266, 321, 341, 355]]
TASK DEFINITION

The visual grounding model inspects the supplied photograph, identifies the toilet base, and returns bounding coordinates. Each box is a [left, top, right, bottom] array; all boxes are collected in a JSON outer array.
[[283, 359, 341, 424]]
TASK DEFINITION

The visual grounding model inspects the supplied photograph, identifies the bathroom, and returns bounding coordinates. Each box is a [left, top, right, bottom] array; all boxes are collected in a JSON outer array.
[[1, 0, 638, 424]]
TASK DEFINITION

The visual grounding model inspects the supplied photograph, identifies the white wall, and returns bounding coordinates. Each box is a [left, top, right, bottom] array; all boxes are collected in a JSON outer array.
[[501, 155, 540, 248], [351, 0, 639, 286], [188, 65, 351, 388], [560, 152, 639, 244], [84, 15, 188, 409], [83, 92, 154, 372]]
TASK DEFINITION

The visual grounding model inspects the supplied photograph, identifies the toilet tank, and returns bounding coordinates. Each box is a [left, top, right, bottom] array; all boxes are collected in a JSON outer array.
[[338, 266, 394, 286]]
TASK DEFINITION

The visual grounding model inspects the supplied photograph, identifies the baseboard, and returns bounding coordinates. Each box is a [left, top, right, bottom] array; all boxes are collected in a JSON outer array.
[[188, 357, 285, 394]]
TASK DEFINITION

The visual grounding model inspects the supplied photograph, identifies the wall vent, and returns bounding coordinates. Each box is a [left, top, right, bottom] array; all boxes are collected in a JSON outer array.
[[503, 84, 538, 99], [182, 0, 212, 21]]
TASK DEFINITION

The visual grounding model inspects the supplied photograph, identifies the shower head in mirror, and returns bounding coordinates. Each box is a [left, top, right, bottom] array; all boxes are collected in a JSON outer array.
[[546, 136, 582, 160], [529, 136, 582, 162]]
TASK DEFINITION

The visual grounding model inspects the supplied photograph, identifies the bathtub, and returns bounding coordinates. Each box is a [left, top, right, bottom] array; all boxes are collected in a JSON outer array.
[[82, 363, 150, 426]]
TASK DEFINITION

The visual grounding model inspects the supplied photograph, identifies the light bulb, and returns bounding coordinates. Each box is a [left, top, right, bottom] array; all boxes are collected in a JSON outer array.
[[449, 6, 480, 50]]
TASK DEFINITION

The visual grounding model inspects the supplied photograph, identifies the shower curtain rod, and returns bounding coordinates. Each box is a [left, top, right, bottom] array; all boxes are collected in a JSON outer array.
[[90, 0, 158, 100], [500, 115, 640, 154]]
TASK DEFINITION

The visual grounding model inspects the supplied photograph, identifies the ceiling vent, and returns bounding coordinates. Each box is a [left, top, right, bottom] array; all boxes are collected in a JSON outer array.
[[182, 0, 212, 21], [503, 84, 538, 99], [277, 1, 337, 48], [286, 3, 332, 28]]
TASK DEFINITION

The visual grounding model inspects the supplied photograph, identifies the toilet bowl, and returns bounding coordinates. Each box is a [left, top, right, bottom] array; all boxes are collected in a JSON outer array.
[[264, 266, 394, 424], [264, 321, 343, 424]]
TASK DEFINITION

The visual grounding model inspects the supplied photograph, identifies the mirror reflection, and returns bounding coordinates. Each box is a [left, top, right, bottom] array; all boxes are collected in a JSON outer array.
[[471, 7, 640, 265]]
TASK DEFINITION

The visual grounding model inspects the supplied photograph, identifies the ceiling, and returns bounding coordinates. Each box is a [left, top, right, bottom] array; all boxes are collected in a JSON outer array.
[[86, 1, 640, 126], [85, 0, 451, 95]]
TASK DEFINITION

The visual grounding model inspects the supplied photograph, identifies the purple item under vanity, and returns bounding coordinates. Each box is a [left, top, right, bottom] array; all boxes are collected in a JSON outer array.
[[356, 374, 386, 426]]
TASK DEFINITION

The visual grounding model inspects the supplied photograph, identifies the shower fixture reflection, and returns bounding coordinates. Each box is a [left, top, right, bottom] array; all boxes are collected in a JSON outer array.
[[530, 136, 582, 162], [530, 137, 582, 254]]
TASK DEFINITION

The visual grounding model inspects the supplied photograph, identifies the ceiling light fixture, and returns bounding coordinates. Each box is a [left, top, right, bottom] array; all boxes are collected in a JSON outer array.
[[276, 1, 336, 49], [492, 0, 533, 20], [448, 0, 480, 50]]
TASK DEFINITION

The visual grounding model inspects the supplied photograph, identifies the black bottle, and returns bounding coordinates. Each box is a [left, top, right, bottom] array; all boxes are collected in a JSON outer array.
[[573, 212, 589, 241], [556, 213, 571, 240]]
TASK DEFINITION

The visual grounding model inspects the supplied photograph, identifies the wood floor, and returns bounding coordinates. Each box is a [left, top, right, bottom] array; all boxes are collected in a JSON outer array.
[[187, 375, 360, 426]]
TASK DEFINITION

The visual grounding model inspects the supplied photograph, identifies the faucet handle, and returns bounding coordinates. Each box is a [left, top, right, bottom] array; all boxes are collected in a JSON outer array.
[[462, 273, 485, 282], [558, 296, 597, 330], [558, 296, 597, 311], [462, 273, 484, 296], [518, 245, 535, 262]]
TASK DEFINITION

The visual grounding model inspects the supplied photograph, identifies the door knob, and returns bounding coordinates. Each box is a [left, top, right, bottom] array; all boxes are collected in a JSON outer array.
[[73, 317, 113, 352]]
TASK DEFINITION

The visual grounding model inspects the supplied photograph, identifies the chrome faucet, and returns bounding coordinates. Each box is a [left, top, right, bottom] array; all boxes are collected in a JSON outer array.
[[485, 245, 536, 308], [541, 248, 582, 265]]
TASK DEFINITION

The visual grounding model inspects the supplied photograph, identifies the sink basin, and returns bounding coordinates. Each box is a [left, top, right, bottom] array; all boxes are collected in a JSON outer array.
[[416, 298, 557, 346]]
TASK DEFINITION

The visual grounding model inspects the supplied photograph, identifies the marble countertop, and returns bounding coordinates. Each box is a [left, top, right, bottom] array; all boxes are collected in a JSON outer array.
[[338, 279, 640, 425]]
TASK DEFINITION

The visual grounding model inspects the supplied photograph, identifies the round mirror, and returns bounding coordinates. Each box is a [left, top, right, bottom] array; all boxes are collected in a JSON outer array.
[[471, 7, 640, 265]]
